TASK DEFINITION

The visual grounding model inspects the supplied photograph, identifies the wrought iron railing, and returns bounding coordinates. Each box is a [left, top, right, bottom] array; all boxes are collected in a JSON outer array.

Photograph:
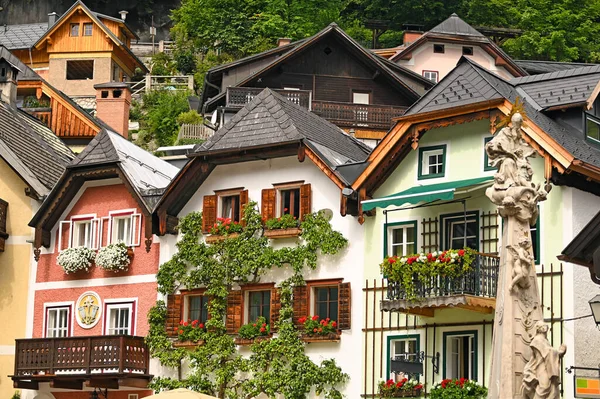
[[312, 100, 407, 130], [226, 87, 312, 109], [385, 253, 500, 301], [14, 335, 149, 376]]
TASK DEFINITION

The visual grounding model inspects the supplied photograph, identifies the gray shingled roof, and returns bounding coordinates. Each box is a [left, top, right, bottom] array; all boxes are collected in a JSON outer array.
[[0, 23, 47, 50], [0, 100, 73, 195], [515, 60, 598, 75], [196, 88, 371, 168], [0, 46, 41, 81], [429, 13, 485, 38], [71, 130, 179, 209]]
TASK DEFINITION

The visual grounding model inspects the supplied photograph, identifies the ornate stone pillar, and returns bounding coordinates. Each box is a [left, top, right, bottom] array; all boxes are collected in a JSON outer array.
[[486, 113, 566, 399]]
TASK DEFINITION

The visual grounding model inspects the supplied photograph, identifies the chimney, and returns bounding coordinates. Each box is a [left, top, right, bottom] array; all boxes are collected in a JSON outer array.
[[277, 38, 292, 47], [119, 10, 128, 21], [48, 12, 58, 28], [94, 82, 131, 137], [402, 30, 423, 46], [0, 58, 19, 107]]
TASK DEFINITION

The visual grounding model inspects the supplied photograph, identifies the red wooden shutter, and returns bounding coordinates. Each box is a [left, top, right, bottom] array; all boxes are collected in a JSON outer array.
[[225, 290, 243, 334], [299, 183, 312, 220], [292, 285, 309, 328], [261, 188, 276, 221], [202, 195, 217, 233], [166, 294, 182, 338], [239, 189, 249, 225], [270, 287, 281, 331], [337, 282, 351, 330]]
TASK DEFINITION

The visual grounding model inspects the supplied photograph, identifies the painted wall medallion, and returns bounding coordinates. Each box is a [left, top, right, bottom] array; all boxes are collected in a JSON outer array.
[[76, 291, 101, 328]]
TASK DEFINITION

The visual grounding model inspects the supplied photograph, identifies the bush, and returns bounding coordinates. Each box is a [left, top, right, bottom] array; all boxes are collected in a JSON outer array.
[[135, 89, 191, 147], [176, 110, 203, 125], [57, 247, 96, 274]]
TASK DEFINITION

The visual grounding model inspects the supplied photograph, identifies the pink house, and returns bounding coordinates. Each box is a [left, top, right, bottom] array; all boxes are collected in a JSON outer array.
[[15, 130, 178, 399]]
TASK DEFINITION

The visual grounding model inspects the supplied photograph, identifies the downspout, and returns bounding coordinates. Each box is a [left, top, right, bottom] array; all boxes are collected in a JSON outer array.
[[202, 72, 222, 128], [28, 47, 34, 67]]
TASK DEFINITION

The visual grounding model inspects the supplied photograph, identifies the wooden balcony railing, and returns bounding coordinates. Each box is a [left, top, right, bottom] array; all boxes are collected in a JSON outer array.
[[226, 87, 312, 109], [312, 101, 407, 130], [385, 253, 500, 302], [22, 107, 52, 128], [13, 335, 149, 377]]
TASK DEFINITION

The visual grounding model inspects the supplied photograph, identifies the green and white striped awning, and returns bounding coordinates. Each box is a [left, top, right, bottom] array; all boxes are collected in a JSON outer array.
[[361, 176, 494, 211]]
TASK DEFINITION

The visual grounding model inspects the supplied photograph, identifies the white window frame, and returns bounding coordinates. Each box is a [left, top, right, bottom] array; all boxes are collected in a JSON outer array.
[[421, 148, 444, 177], [422, 70, 439, 83], [106, 209, 141, 247], [446, 333, 476, 380], [58, 214, 99, 252], [387, 223, 417, 257], [72, 218, 93, 248], [103, 299, 137, 335], [43, 302, 74, 338], [352, 91, 370, 105], [83, 23, 93, 36]]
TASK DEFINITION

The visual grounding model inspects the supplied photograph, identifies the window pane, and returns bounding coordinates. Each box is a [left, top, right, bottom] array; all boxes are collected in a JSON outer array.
[[83, 23, 93, 36], [70, 24, 79, 36], [317, 287, 328, 301], [406, 243, 416, 255], [392, 229, 404, 244], [329, 302, 338, 321], [329, 287, 338, 301], [392, 245, 404, 257], [587, 117, 600, 142], [316, 302, 327, 318]]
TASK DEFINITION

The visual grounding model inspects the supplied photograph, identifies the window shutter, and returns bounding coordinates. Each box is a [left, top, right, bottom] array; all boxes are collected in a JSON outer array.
[[270, 287, 281, 330], [131, 213, 142, 247], [202, 195, 217, 233], [299, 183, 312, 220], [337, 282, 351, 330], [90, 218, 100, 250], [225, 290, 243, 334], [239, 189, 249, 225], [58, 220, 72, 252], [292, 285, 308, 328], [261, 188, 276, 221], [98, 216, 110, 248], [166, 294, 182, 338]]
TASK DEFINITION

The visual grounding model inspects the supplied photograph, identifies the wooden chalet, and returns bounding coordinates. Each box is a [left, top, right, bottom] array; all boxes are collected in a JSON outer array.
[[199, 23, 434, 146]]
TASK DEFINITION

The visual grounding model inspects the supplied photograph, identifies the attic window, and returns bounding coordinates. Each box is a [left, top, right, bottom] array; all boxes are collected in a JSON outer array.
[[70, 23, 79, 37], [324, 47, 332, 55], [462, 46, 474, 56], [83, 23, 93, 36], [66, 60, 94, 80], [433, 44, 445, 54]]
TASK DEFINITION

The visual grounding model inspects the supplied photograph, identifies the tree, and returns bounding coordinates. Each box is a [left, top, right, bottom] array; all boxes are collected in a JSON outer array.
[[146, 204, 349, 398]]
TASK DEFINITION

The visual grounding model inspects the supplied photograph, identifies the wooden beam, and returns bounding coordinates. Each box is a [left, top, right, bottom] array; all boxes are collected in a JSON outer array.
[[87, 378, 119, 389], [51, 379, 84, 390], [13, 380, 39, 390], [118, 378, 151, 389]]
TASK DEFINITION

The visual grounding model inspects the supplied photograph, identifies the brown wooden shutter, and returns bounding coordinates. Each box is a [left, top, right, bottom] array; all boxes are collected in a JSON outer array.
[[225, 290, 243, 334], [239, 189, 249, 225], [292, 285, 309, 328], [299, 183, 312, 220], [202, 195, 217, 233], [270, 287, 281, 330], [166, 294, 182, 338], [337, 282, 351, 330], [261, 188, 276, 221]]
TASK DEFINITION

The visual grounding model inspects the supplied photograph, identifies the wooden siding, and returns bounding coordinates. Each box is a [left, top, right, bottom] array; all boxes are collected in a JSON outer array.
[[12, 48, 49, 65], [45, 14, 114, 54], [48, 96, 99, 138]]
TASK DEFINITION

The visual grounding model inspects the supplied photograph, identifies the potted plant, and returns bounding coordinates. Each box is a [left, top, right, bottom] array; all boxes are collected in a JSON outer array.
[[206, 217, 243, 243], [298, 315, 340, 342], [378, 378, 424, 397], [264, 211, 301, 238], [57, 247, 96, 274], [95, 242, 132, 272], [235, 316, 271, 345], [172, 319, 206, 348], [429, 378, 487, 399]]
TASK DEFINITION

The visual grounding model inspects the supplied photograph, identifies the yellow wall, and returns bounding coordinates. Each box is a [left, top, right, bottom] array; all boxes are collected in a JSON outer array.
[[0, 158, 36, 399]]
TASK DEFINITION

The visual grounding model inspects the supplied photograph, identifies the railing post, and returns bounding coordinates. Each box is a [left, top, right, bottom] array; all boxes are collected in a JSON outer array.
[[49, 338, 55, 375], [145, 74, 151, 93], [188, 75, 194, 91], [85, 337, 92, 375], [119, 336, 125, 373]]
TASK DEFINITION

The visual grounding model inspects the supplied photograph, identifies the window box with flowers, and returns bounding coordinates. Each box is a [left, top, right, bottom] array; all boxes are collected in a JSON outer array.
[[95, 242, 133, 272], [378, 378, 424, 397], [172, 319, 206, 349], [264, 211, 301, 239], [57, 246, 96, 274], [429, 378, 487, 398], [205, 217, 243, 243], [298, 315, 340, 343], [380, 248, 476, 301], [234, 316, 272, 345]]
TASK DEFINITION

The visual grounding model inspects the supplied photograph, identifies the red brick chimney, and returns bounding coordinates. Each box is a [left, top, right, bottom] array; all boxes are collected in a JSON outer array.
[[94, 82, 131, 138], [403, 31, 423, 46]]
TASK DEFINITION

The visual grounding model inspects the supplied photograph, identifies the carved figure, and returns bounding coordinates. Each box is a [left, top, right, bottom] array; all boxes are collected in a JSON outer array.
[[522, 322, 567, 399], [507, 239, 534, 292]]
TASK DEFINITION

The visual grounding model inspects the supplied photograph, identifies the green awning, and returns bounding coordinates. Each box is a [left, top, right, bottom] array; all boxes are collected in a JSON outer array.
[[361, 176, 494, 211]]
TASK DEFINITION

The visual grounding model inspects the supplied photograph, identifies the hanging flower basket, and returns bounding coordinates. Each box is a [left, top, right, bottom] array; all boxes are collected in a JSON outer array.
[[96, 242, 132, 272], [57, 247, 96, 274], [264, 228, 301, 239]]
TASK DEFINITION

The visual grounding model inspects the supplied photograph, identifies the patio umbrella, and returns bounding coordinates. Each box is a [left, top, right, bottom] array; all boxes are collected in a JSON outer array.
[[145, 388, 218, 399]]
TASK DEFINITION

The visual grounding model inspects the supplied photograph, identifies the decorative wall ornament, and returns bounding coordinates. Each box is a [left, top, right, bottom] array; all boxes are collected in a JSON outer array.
[[75, 291, 101, 328], [486, 111, 566, 398]]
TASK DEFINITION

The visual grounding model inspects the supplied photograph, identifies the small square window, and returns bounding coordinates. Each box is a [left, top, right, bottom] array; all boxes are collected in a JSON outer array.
[[73, 219, 92, 248], [314, 286, 338, 321], [418, 145, 446, 179], [46, 306, 70, 338], [248, 290, 271, 323], [105, 302, 134, 335], [585, 113, 600, 144], [220, 194, 241, 222], [112, 216, 132, 245], [70, 23, 79, 37], [462, 46, 474, 56], [387, 223, 417, 257], [279, 188, 300, 219], [422, 71, 438, 83], [83, 23, 93, 36], [433, 44, 445, 53]]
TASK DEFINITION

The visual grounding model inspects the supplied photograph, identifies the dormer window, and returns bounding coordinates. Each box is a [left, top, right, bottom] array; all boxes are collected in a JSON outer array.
[[73, 218, 93, 247], [112, 215, 132, 245], [70, 23, 79, 37], [433, 44, 445, 54], [462, 46, 474, 56], [585, 112, 600, 144]]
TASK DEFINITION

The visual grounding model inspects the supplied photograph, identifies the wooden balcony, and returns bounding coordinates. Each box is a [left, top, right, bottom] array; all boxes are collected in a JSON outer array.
[[311, 100, 407, 130], [22, 107, 52, 127], [381, 253, 500, 316], [11, 335, 152, 390], [226, 87, 312, 109]]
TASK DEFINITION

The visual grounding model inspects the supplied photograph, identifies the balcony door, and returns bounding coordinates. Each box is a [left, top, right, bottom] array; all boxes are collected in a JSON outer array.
[[441, 211, 479, 251], [352, 91, 370, 125], [444, 331, 477, 381], [105, 302, 135, 335], [46, 306, 71, 338]]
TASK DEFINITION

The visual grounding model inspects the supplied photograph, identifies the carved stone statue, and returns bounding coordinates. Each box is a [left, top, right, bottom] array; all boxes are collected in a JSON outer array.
[[506, 238, 534, 292], [522, 322, 567, 399]]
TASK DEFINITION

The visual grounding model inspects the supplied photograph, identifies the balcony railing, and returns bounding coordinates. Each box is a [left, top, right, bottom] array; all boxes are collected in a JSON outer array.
[[312, 100, 407, 130], [226, 87, 312, 109], [22, 107, 52, 128], [385, 253, 500, 302], [13, 335, 149, 377]]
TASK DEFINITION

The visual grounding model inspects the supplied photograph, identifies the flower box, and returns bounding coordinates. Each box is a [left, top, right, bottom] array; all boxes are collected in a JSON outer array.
[[302, 332, 341, 343], [173, 340, 204, 349], [389, 389, 422, 397], [234, 334, 272, 345], [205, 233, 239, 243], [264, 228, 301, 239]]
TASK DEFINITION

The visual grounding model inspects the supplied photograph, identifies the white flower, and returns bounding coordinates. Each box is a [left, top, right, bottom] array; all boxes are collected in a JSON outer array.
[[432, 251, 438, 257], [400, 257, 407, 263], [450, 258, 455, 263], [435, 259, 440, 263], [96, 242, 131, 272], [451, 252, 458, 258], [57, 247, 95, 274]]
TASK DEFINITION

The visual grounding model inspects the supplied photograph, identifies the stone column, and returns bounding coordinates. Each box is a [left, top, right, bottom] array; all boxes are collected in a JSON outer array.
[[486, 112, 566, 399]]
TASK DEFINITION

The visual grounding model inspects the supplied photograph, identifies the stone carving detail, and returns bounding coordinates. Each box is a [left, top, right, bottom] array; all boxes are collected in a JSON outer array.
[[522, 322, 567, 399], [507, 239, 534, 292]]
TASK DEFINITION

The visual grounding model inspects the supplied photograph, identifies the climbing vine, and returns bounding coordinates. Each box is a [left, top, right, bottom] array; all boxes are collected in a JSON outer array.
[[147, 202, 349, 398]]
